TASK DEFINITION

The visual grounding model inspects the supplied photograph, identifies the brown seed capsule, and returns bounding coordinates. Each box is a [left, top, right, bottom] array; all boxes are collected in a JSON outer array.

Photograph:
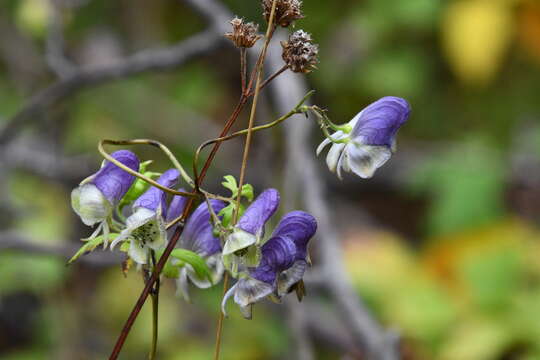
[[262, 0, 304, 28], [281, 30, 319, 73], [224, 17, 262, 48]]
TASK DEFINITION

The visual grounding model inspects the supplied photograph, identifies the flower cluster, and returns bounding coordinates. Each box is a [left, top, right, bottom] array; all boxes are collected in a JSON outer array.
[[221, 189, 317, 319], [71, 154, 316, 317]]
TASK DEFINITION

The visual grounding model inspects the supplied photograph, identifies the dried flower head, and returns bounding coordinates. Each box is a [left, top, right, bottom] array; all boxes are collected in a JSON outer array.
[[281, 30, 319, 73], [224, 17, 262, 48], [262, 0, 304, 27]]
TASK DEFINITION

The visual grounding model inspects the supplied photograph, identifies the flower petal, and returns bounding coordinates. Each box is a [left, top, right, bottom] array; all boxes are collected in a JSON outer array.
[[233, 277, 275, 308], [237, 188, 280, 236], [316, 137, 332, 156], [222, 229, 257, 256], [181, 200, 226, 256], [277, 260, 308, 297], [271, 211, 317, 261], [346, 144, 392, 179], [128, 238, 148, 264], [326, 142, 346, 173], [187, 253, 224, 289], [175, 267, 191, 302], [71, 184, 111, 226], [91, 150, 140, 205], [249, 235, 296, 284], [351, 96, 410, 147], [166, 190, 188, 223], [133, 169, 180, 216]]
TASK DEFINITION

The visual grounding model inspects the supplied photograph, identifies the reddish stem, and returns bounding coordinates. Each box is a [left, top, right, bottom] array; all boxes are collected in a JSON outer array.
[[108, 94, 250, 360]]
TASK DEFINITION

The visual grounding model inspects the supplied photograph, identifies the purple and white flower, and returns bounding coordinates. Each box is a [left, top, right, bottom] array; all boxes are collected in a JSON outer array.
[[317, 96, 411, 179], [221, 189, 317, 318], [111, 169, 180, 264], [273, 211, 317, 297], [71, 150, 139, 244], [175, 199, 226, 301], [222, 234, 296, 319], [222, 189, 279, 257]]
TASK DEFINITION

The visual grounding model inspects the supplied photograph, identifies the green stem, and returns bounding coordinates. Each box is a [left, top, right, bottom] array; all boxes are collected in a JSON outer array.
[[99, 139, 198, 198], [193, 90, 315, 176], [213, 2, 279, 360]]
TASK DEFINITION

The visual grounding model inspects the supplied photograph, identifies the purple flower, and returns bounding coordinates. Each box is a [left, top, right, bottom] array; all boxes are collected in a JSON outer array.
[[221, 202, 318, 318], [111, 169, 180, 264], [166, 191, 189, 224], [222, 189, 280, 256], [317, 96, 410, 179], [71, 150, 139, 242], [175, 200, 226, 301], [222, 235, 296, 319], [273, 211, 317, 297]]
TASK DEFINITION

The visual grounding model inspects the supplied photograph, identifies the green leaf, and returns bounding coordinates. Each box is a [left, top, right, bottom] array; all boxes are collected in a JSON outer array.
[[169, 249, 213, 284], [218, 203, 245, 228], [222, 175, 238, 195], [119, 161, 161, 207], [68, 233, 120, 264], [163, 261, 180, 279], [240, 184, 254, 202], [218, 204, 235, 228]]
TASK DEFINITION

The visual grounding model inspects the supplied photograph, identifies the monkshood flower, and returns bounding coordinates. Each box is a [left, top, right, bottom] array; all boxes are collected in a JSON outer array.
[[273, 211, 317, 298], [317, 96, 411, 179], [220, 194, 317, 318], [71, 150, 139, 243], [222, 188, 279, 257], [222, 235, 296, 319], [175, 199, 227, 301], [111, 169, 180, 264]]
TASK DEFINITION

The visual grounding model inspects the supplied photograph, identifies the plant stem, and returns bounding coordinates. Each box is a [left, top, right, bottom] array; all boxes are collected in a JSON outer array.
[[251, 65, 288, 96], [100, 138, 195, 187], [213, 2, 279, 360], [213, 272, 229, 360], [240, 48, 247, 93], [149, 251, 160, 360], [109, 61, 255, 360], [99, 140, 198, 198]]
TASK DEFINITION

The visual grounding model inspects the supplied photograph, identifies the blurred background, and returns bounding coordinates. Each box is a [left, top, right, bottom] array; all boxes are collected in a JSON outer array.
[[1, 0, 540, 359]]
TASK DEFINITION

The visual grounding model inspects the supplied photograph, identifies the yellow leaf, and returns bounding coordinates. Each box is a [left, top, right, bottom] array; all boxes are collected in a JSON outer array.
[[442, 0, 514, 86]]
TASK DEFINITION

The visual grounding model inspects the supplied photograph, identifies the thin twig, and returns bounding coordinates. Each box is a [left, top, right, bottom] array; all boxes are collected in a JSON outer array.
[[252, 64, 288, 96], [149, 250, 160, 360], [100, 138, 195, 187], [193, 91, 314, 175], [212, 2, 279, 360], [98, 140, 198, 198]]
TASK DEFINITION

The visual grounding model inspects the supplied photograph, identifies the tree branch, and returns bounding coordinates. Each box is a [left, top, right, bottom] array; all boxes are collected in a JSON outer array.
[[0, 29, 222, 145]]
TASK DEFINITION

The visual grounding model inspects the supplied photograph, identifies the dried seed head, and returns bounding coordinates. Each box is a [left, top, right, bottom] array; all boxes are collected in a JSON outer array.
[[281, 30, 319, 73], [224, 17, 262, 48], [262, 0, 304, 28]]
